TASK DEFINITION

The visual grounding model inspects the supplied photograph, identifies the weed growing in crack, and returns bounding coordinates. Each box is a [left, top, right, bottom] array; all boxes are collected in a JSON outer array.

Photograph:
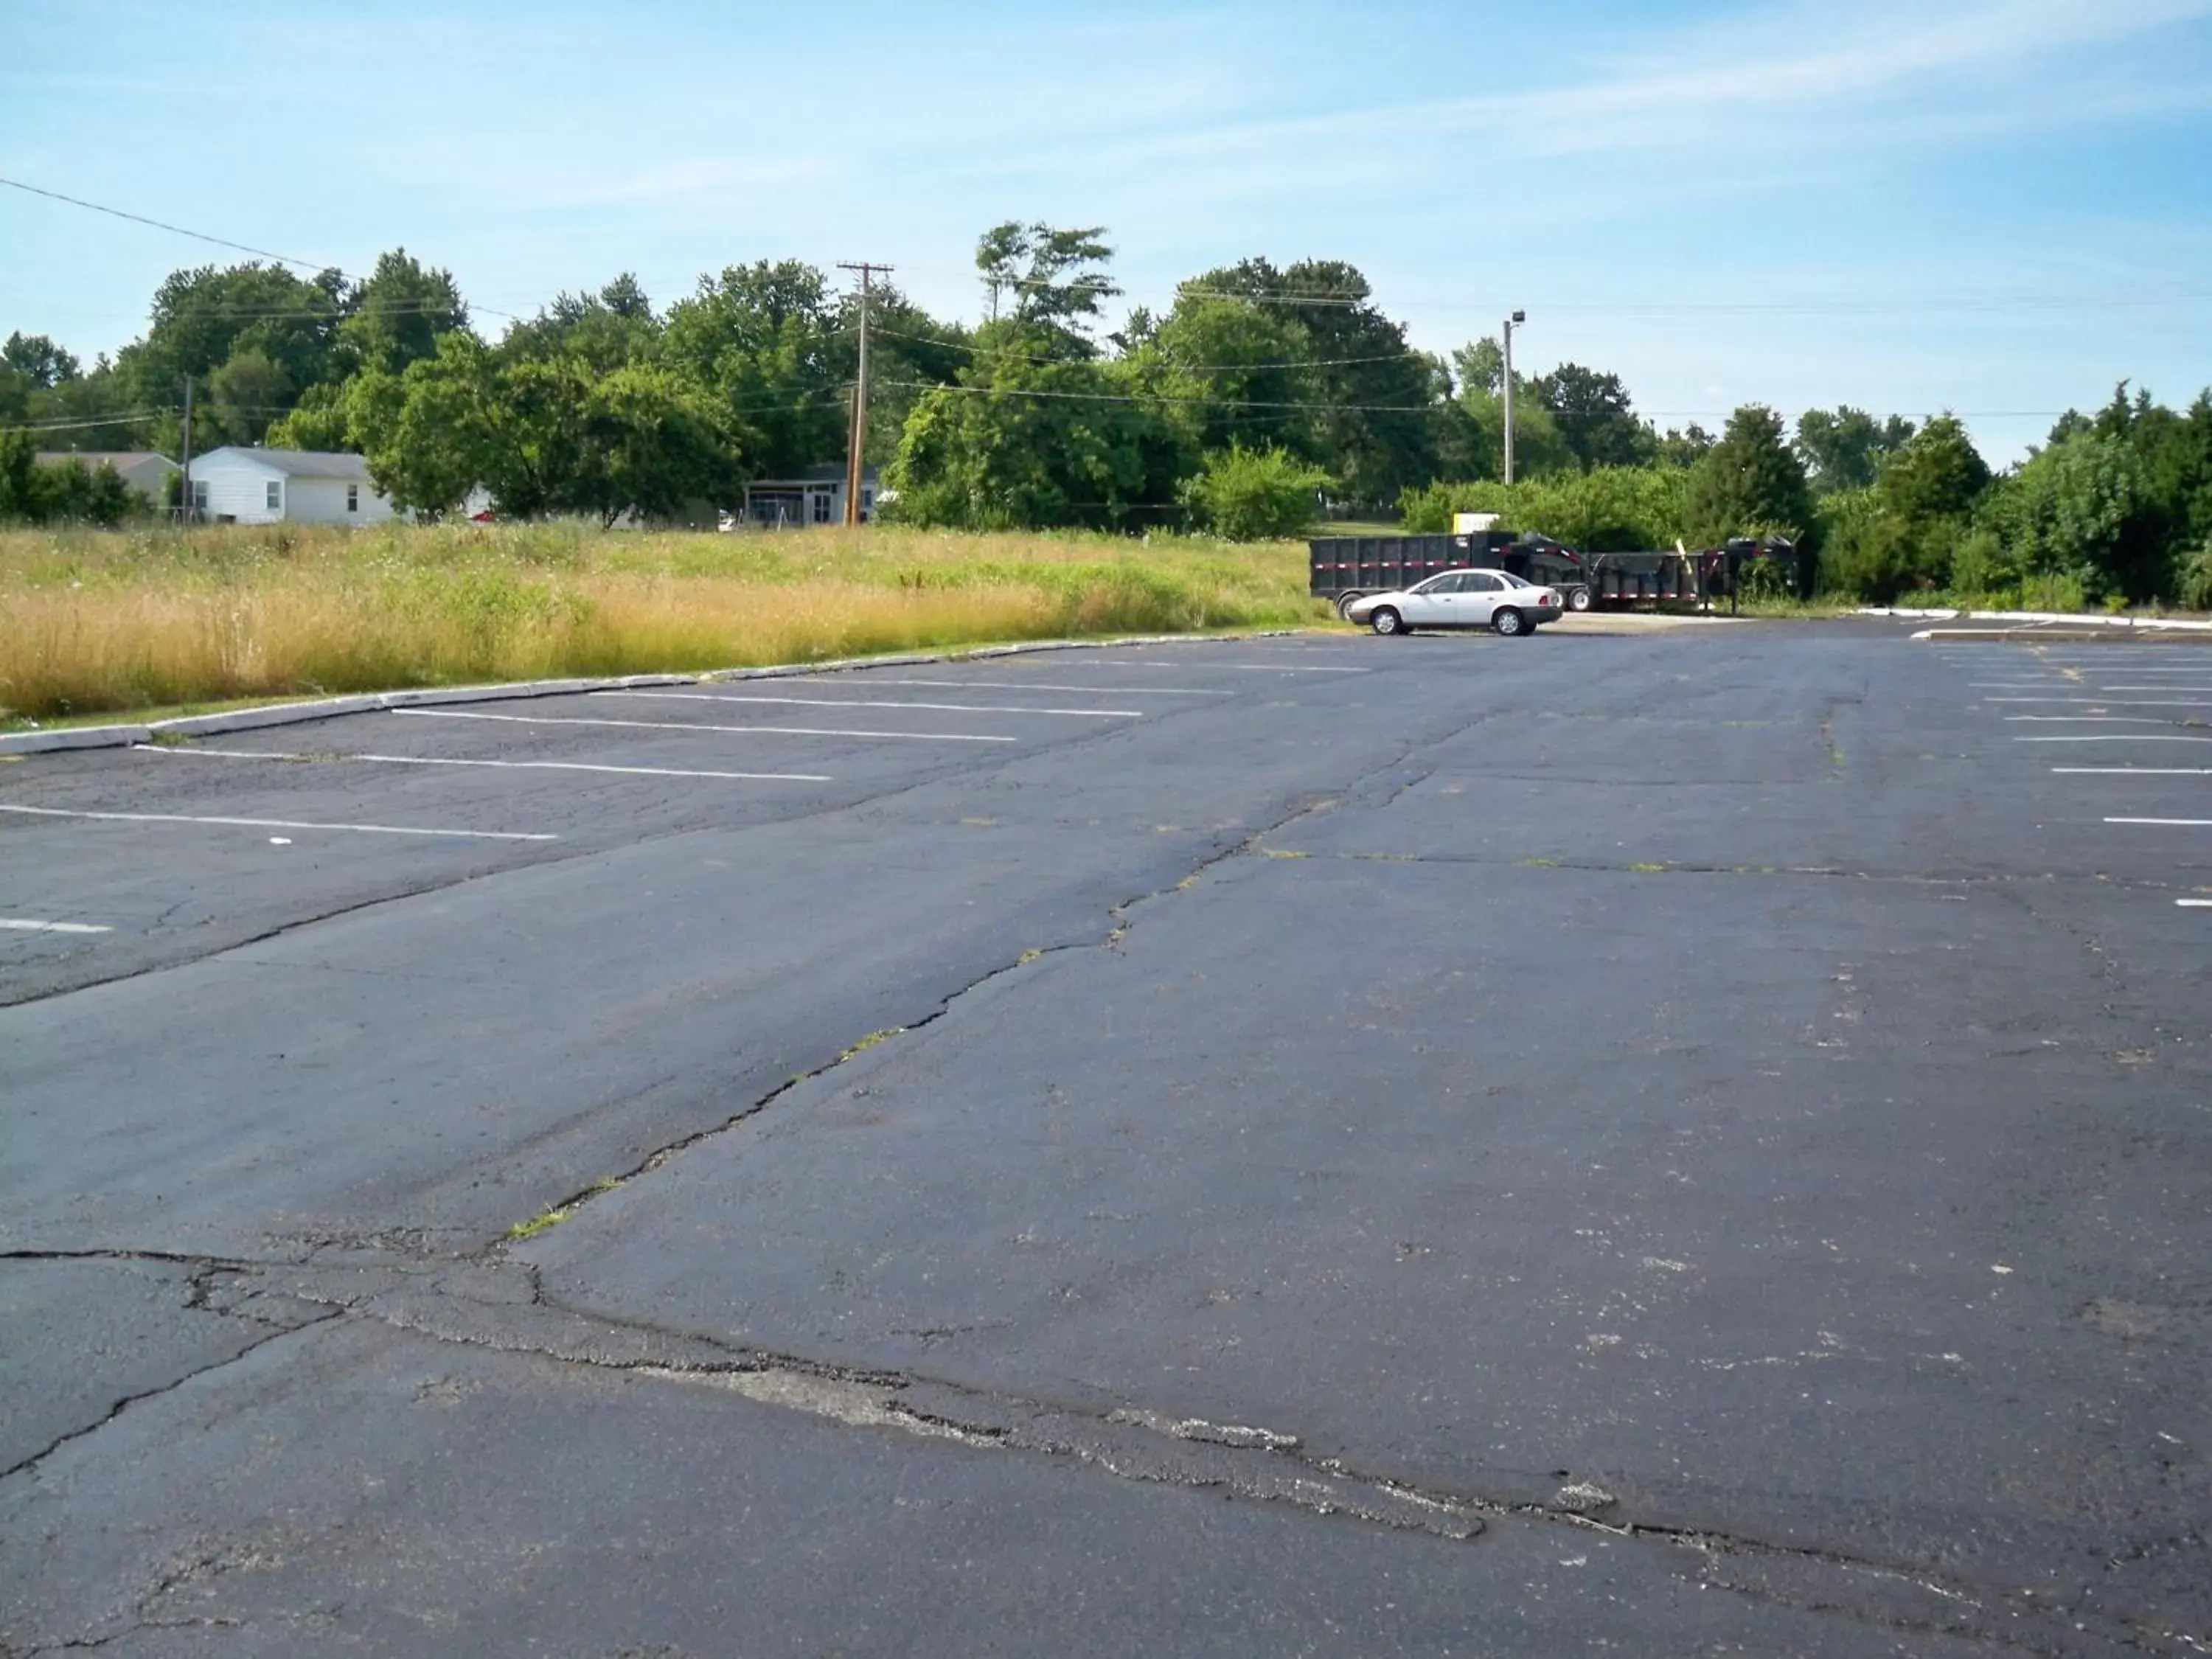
[[505, 1206, 571, 1242], [839, 1028, 905, 1062]]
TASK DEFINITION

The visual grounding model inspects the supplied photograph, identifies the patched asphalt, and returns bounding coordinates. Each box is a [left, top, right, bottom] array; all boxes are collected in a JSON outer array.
[[4, 621, 2208, 1657]]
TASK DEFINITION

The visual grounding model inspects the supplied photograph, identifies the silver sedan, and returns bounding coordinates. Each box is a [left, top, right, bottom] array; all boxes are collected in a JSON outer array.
[[1345, 569, 1562, 637]]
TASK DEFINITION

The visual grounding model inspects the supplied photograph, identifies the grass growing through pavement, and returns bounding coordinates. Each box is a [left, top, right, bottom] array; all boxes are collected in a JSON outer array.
[[0, 520, 1329, 724]]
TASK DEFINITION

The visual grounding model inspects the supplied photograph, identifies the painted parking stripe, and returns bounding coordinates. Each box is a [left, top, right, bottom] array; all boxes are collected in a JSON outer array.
[[2107, 817, 2212, 827], [1986, 698, 2212, 707], [2098, 685, 2212, 692], [865, 678, 1231, 697], [136, 744, 830, 784], [2004, 716, 2197, 724], [1092, 661, 1368, 674], [2015, 735, 2212, 743], [2181, 900, 2212, 908], [0, 918, 113, 934], [0, 804, 556, 841], [394, 708, 1015, 744], [2052, 768, 2212, 775], [602, 691, 1144, 718]]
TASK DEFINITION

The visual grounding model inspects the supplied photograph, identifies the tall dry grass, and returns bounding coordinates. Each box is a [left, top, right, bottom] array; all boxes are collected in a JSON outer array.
[[1, 521, 1326, 722]]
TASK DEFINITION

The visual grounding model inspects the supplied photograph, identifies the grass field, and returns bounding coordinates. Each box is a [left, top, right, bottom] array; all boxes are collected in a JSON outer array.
[[0, 521, 1331, 725]]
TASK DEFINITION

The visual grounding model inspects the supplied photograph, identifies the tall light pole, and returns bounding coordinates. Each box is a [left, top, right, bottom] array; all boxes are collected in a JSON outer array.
[[1502, 310, 1526, 485]]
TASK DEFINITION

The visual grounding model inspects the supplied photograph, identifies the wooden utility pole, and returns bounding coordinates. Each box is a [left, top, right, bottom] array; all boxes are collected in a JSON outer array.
[[178, 374, 195, 524], [838, 261, 892, 526]]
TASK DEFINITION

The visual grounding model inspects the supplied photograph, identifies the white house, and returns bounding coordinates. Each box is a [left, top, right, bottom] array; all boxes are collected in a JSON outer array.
[[184, 448, 397, 526]]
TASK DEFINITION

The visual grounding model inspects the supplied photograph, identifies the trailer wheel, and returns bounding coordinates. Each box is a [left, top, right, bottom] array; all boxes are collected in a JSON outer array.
[[1492, 607, 1526, 637], [1335, 591, 1366, 619], [1369, 606, 1403, 636], [1568, 586, 1593, 613]]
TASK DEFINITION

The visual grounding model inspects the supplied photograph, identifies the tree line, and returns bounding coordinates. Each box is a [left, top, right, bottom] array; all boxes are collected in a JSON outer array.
[[4, 223, 2210, 608]]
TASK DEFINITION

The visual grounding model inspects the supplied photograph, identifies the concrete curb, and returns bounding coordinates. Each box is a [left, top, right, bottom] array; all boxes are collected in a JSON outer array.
[[1868, 605, 2212, 633], [1912, 627, 2212, 644], [0, 632, 1301, 757]]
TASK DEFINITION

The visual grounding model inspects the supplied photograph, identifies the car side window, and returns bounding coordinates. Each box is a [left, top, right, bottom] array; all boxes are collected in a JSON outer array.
[[1464, 572, 1500, 592]]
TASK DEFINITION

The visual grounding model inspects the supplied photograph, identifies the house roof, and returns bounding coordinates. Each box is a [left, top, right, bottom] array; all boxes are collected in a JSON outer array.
[[198, 447, 375, 481], [34, 451, 173, 469]]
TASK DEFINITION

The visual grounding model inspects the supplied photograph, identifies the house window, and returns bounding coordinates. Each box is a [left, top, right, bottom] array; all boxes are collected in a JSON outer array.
[[265, 481, 282, 512], [347, 484, 360, 513], [189, 481, 209, 512], [812, 489, 832, 524]]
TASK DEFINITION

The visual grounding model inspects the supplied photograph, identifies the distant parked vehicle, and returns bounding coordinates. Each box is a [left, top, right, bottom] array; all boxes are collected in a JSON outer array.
[[1343, 569, 1562, 637]]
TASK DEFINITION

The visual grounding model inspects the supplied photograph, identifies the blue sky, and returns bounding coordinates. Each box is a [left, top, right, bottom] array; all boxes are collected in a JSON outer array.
[[4, 0, 2209, 460]]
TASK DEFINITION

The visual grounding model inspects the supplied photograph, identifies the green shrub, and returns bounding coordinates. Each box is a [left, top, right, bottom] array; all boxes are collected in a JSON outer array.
[[2176, 540, 2212, 611], [1178, 444, 1330, 541], [1397, 466, 1690, 550]]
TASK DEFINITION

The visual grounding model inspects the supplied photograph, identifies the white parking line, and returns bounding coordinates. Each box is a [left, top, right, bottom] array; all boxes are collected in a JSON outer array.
[[2052, 768, 2212, 775], [2107, 817, 2212, 827], [1986, 698, 2212, 707], [136, 744, 830, 783], [2004, 716, 2196, 724], [1091, 661, 1368, 674], [2015, 735, 2212, 743], [0, 804, 556, 841], [2181, 900, 2212, 908], [2099, 685, 2212, 692], [394, 709, 1015, 744], [602, 691, 1144, 718], [866, 678, 1231, 697], [0, 918, 112, 934]]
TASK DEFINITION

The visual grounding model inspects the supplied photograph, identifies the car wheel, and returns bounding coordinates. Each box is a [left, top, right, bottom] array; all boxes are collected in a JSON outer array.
[[1335, 591, 1366, 619], [1568, 587, 1593, 613], [1370, 606, 1403, 636], [1492, 607, 1526, 637]]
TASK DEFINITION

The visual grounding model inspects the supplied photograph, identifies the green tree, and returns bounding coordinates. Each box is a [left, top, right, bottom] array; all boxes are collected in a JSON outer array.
[[1795, 406, 1916, 495], [1449, 338, 1572, 480], [975, 222, 1120, 346], [117, 262, 350, 448], [351, 335, 495, 520], [1686, 405, 1815, 546], [338, 248, 470, 378], [1532, 363, 1651, 471], [1980, 431, 2158, 602], [1132, 294, 1320, 459], [3, 332, 80, 389], [0, 427, 41, 521], [570, 363, 733, 527], [1877, 414, 1989, 524], [1179, 444, 1329, 540], [1655, 423, 1715, 469], [500, 275, 661, 375], [1191, 258, 1437, 504], [662, 261, 845, 480], [885, 335, 1175, 531]]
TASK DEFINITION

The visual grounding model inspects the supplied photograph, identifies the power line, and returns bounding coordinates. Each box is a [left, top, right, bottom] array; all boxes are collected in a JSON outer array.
[[0, 174, 517, 321], [866, 321, 1434, 374], [873, 379, 1437, 414]]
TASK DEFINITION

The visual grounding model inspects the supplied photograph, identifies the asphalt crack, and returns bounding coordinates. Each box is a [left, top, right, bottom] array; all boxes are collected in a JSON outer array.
[[156, 1253, 2189, 1658]]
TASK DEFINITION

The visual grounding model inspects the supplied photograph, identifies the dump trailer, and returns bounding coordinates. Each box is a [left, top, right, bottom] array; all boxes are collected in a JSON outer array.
[[1310, 532, 1812, 615], [1308, 531, 1519, 612]]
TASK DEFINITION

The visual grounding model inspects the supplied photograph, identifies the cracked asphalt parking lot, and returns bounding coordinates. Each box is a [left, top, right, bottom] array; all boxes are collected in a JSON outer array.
[[4, 622, 2209, 1657]]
